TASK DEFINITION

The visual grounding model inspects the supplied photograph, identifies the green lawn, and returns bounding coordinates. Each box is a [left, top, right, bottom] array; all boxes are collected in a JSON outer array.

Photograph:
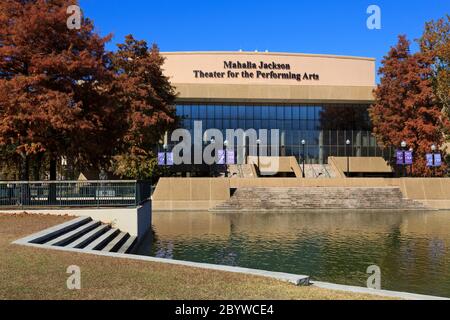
[[0, 213, 391, 300]]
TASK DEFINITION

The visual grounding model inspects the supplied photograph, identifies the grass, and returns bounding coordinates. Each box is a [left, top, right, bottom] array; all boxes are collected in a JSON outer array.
[[0, 213, 391, 300]]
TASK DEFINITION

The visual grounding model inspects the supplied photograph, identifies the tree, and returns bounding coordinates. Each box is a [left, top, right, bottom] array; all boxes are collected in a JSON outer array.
[[0, 0, 126, 181], [110, 35, 178, 180], [369, 35, 449, 176], [420, 15, 450, 121]]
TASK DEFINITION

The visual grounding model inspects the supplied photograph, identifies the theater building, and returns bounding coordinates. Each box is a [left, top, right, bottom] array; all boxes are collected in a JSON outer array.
[[161, 51, 390, 166]]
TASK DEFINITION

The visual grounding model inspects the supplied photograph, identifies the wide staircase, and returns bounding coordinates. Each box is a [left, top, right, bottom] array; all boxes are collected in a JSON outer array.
[[211, 187, 429, 212], [26, 217, 137, 254]]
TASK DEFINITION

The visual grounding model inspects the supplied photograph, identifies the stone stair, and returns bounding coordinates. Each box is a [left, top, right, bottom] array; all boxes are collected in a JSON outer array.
[[24, 216, 137, 254], [211, 187, 430, 212]]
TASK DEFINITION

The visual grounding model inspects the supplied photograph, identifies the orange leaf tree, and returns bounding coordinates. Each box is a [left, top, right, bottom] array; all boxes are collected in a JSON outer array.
[[0, 0, 126, 180], [369, 35, 449, 176], [110, 35, 178, 179]]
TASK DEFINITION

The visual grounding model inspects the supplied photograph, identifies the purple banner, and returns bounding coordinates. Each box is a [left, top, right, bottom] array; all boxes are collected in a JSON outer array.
[[166, 152, 174, 166], [435, 153, 442, 167], [396, 150, 405, 165], [217, 150, 225, 165], [157, 153, 165, 166], [427, 153, 442, 167], [404, 151, 413, 165], [426, 154, 434, 167], [158, 152, 174, 166], [217, 150, 235, 164]]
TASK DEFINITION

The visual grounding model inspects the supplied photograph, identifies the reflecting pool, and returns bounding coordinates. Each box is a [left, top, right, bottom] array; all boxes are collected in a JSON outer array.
[[136, 210, 450, 297]]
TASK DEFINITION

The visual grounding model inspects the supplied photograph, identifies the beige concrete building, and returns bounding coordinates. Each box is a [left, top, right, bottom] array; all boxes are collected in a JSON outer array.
[[151, 52, 450, 211], [160, 51, 391, 169]]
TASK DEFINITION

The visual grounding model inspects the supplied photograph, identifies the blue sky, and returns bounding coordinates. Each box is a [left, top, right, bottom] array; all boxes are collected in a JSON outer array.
[[80, 0, 448, 78]]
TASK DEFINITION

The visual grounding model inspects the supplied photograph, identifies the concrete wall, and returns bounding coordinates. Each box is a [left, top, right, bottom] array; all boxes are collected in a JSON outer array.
[[247, 156, 302, 177], [161, 51, 375, 104], [328, 157, 393, 176], [2, 203, 152, 238], [152, 177, 450, 210], [152, 178, 230, 211], [137, 200, 152, 239]]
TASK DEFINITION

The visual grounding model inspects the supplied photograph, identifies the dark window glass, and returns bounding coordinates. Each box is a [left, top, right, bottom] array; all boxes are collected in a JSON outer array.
[[223, 106, 231, 119], [292, 106, 300, 119], [176, 106, 184, 117], [199, 105, 207, 118], [277, 107, 284, 120], [230, 105, 238, 119], [245, 106, 253, 120], [191, 105, 199, 119], [300, 107, 307, 120], [276, 120, 284, 130], [307, 107, 315, 120], [213, 119, 221, 129], [254, 106, 262, 119], [269, 106, 277, 119], [300, 120, 308, 130], [261, 106, 269, 119], [270, 119, 277, 129], [238, 106, 246, 119], [214, 105, 223, 119], [261, 119, 269, 129], [284, 106, 292, 120]]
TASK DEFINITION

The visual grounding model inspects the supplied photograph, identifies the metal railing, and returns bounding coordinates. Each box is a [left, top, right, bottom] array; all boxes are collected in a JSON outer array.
[[0, 180, 152, 209]]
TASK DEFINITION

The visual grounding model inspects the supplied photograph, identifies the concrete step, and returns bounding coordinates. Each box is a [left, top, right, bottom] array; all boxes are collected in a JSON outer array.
[[85, 228, 120, 251], [211, 187, 430, 211], [25, 217, 92, 244], [117, 235, 137, 254], [101, 232, 129, 253], [44, 220, 101, 246], [66, 224, 110, 249]]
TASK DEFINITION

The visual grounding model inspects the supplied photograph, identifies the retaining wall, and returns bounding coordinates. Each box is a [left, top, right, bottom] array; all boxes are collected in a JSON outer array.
[[152, 178, 450, 210]]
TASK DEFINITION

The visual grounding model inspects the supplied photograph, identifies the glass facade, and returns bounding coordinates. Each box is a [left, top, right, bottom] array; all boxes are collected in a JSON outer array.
[[175, 103, 391, 164]]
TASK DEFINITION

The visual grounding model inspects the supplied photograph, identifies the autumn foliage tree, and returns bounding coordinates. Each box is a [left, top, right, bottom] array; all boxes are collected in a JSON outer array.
[[110, 35, 178, 179], [369, 35, 449, 176], [421, 15, 450, 120], [0, 0, 126, 180]]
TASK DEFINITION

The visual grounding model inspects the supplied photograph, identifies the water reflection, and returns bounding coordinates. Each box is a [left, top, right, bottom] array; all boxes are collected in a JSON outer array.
[[137, 210, 450, 297]]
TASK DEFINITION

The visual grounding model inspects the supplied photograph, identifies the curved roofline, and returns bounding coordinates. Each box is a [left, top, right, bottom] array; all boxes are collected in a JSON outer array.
[[160, 51, 376, 62]]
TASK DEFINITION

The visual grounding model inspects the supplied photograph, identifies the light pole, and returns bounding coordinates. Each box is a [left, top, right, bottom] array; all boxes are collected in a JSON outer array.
[[256, 139, 261, 174], [224, 140, 229, 177], [401, 141, 407, 177], [431, 144, 436, 177], [163, 144, 168, 177], [210, 138, 215, 177], [301, 139, 306, 178], [409, 147, 414, 177], [346, 139, 351, 177]]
